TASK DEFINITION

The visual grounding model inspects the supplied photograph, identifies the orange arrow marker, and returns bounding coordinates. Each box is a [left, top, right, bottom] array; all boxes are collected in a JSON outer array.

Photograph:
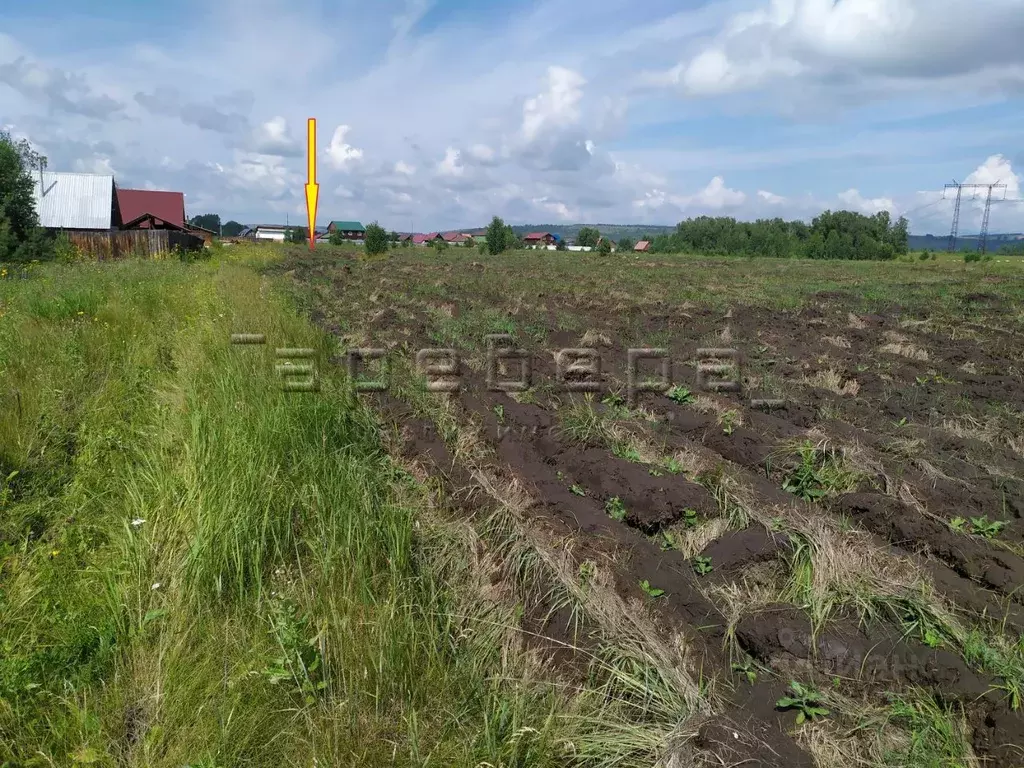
[[305, 118, 319, 251]]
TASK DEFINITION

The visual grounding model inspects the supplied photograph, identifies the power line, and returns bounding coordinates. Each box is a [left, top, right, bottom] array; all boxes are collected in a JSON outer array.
[[943, 180, 1007, 253]]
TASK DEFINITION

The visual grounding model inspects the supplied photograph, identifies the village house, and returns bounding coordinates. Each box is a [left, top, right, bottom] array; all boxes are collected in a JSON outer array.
[[116, 188, 188, 232], [634, 240, 650, 252], [326, 221, 366, 241], [524, 232, 561, 248]]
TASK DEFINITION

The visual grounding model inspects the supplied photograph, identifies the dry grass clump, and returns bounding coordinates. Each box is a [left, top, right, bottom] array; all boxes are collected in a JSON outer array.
[[803, 368, 860, 396]]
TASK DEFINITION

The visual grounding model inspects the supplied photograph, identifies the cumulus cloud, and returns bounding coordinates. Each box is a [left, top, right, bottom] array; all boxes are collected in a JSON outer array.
[[757, 190, 786, 204], [521, 66, 586, 142], [661, 0, 1024, 100], [326, 125, 363, 170], [837, 188, 897, 216], [394, 160, 416, 175], [251, 116, 302, 157], [436, 147, 463, 177]]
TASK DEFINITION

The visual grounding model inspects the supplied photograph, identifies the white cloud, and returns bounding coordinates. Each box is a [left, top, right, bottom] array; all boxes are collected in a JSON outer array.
[[662, 0, 1024, 101], [521, 66, 586, 142], [252, 116, 301, 156], [326, 125, 363, 170], [394, 160, 416, 175], [436, 147, 463, 177], [73, 155, 117, 176], [837, 189, 896, 216], [757, 189, 786, 204], [965, 154, 1021, 199]]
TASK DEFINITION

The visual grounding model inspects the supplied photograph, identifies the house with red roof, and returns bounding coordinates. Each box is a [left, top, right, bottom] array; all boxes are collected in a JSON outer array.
[[634, 240, 650, 252], [115, 188, 188, 231], [523, 232, 556, 247]]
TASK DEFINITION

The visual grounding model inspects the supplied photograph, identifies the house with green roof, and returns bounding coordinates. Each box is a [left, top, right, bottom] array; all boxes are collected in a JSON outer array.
[[326, 220, 366, 241]]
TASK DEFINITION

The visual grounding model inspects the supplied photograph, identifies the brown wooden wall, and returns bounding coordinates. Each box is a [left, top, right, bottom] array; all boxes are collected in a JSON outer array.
[[64, 230, 204, 260]]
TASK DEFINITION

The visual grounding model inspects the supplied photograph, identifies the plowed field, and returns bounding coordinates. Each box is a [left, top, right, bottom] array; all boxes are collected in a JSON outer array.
[[272, 248, 1024, 767]]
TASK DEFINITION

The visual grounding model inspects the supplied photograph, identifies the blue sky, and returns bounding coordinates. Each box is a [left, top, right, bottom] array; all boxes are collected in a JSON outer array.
[[2, 0, 1023, 233]]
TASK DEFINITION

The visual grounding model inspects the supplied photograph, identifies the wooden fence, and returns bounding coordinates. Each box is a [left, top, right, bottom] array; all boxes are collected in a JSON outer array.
[[65, 230, 205, 261]]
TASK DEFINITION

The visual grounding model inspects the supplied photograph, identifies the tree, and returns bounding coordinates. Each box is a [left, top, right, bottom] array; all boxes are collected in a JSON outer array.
[[389, 230, 400, 244], [576, 227, 600, 248], [617, 237, 635, 252], [485, 216, 511, 255], [0, 130, 47, 262], [222, 220, 246, 237], [285, 226, 308, 244], [429, 237, 449, 251], [189, 213, 221, 232], [597, 238, 612, 254], [364, 221, 389, 255], [555, 239, 567, 251]]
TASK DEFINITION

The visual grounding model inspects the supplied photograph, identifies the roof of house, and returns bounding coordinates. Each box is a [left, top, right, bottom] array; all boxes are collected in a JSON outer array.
[[32, 171, 115, 230], [116, 188, 187, 230], [122, 212, 186, 231], [634, 240, 650, 251], [254, 224, 289, 230], [329, 220, 365, 231], [442, 232, 470, 242], [523, 232, 552, 240]]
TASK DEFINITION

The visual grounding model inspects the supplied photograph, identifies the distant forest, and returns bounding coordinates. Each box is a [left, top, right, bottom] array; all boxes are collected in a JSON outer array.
[[493, 219, 1024, 257]]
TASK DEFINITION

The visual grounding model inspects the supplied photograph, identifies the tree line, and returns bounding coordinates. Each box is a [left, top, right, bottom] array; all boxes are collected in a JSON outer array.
[[634, 211, 910, 260]]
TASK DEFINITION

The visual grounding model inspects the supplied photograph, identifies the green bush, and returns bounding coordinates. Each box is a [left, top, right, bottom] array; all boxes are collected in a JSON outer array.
[[364, 221, 389, 255]]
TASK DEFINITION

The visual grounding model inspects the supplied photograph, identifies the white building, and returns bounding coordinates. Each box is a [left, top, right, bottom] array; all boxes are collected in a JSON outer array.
[[253, 224, 288, 242]]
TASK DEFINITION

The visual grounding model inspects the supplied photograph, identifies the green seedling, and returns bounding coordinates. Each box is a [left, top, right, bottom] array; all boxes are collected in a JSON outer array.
[[639, 580, 665, 598], [970, 516, 1008, 539], [660, 531, 677, 551], [570, 484, 586, 497], [601, 392, 625, 407], [681, 508, 699, 528], [692, 556, 713, 576], [648, 467, 664, 477], [613, 443, 643, 463], [776, 681, 830, 725], [781, 440, 852, 502], [894, 417, 908, 427], [923, 628, 943, 648], [667, 385, 695, 404], [732, 661, 757, 685], [951, 516, 1008, 539], [720, 410, 738, 435], [578, 560, 596, 584], [916, 376, 931, 385], [605, 496, 627, 522], [493, 404, 504, 423], [664, 457, 685, 475]]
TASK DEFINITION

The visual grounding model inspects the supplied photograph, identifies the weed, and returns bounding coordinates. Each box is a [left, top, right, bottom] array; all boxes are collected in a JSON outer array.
[[720, 410, 738, 435], [605, 496, 627, 522], [663, 457, 684, 475], [667, 385, 695, 405], [659, 532, 676, 551], [692, 556, 713, 576], [950, 516, 1008, 539], [648, 467, 664, 477], [639, 579, 665, 598], [776, 681, 830, 724], [570, 483, 586, 497], [612, 442, 644, 463], [493, 404, 504, 423], [680, 508, 699, 528], [781, 440, 856, 502], [732, 660, 757, 685]]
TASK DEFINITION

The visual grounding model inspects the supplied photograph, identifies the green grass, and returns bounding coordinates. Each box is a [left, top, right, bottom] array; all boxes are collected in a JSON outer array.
[[0, 254, 689, 767]]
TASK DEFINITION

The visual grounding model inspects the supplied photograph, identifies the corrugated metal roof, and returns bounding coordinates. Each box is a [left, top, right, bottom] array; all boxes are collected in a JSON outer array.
[[329, 220, 365, 231], [32, 172, 114, 230]]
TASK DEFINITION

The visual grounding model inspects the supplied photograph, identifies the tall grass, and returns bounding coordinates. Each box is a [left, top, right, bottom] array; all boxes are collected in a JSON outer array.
[[0, 256, 686, 767]]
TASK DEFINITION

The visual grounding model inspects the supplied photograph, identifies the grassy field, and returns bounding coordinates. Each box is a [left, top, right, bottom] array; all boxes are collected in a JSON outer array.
[[2, 245, 1023, 767], [0, 253, 696, 767]]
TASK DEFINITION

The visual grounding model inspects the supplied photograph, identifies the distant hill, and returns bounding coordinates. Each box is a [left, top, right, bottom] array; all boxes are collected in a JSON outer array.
[[909, 233, 1024, 252]]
